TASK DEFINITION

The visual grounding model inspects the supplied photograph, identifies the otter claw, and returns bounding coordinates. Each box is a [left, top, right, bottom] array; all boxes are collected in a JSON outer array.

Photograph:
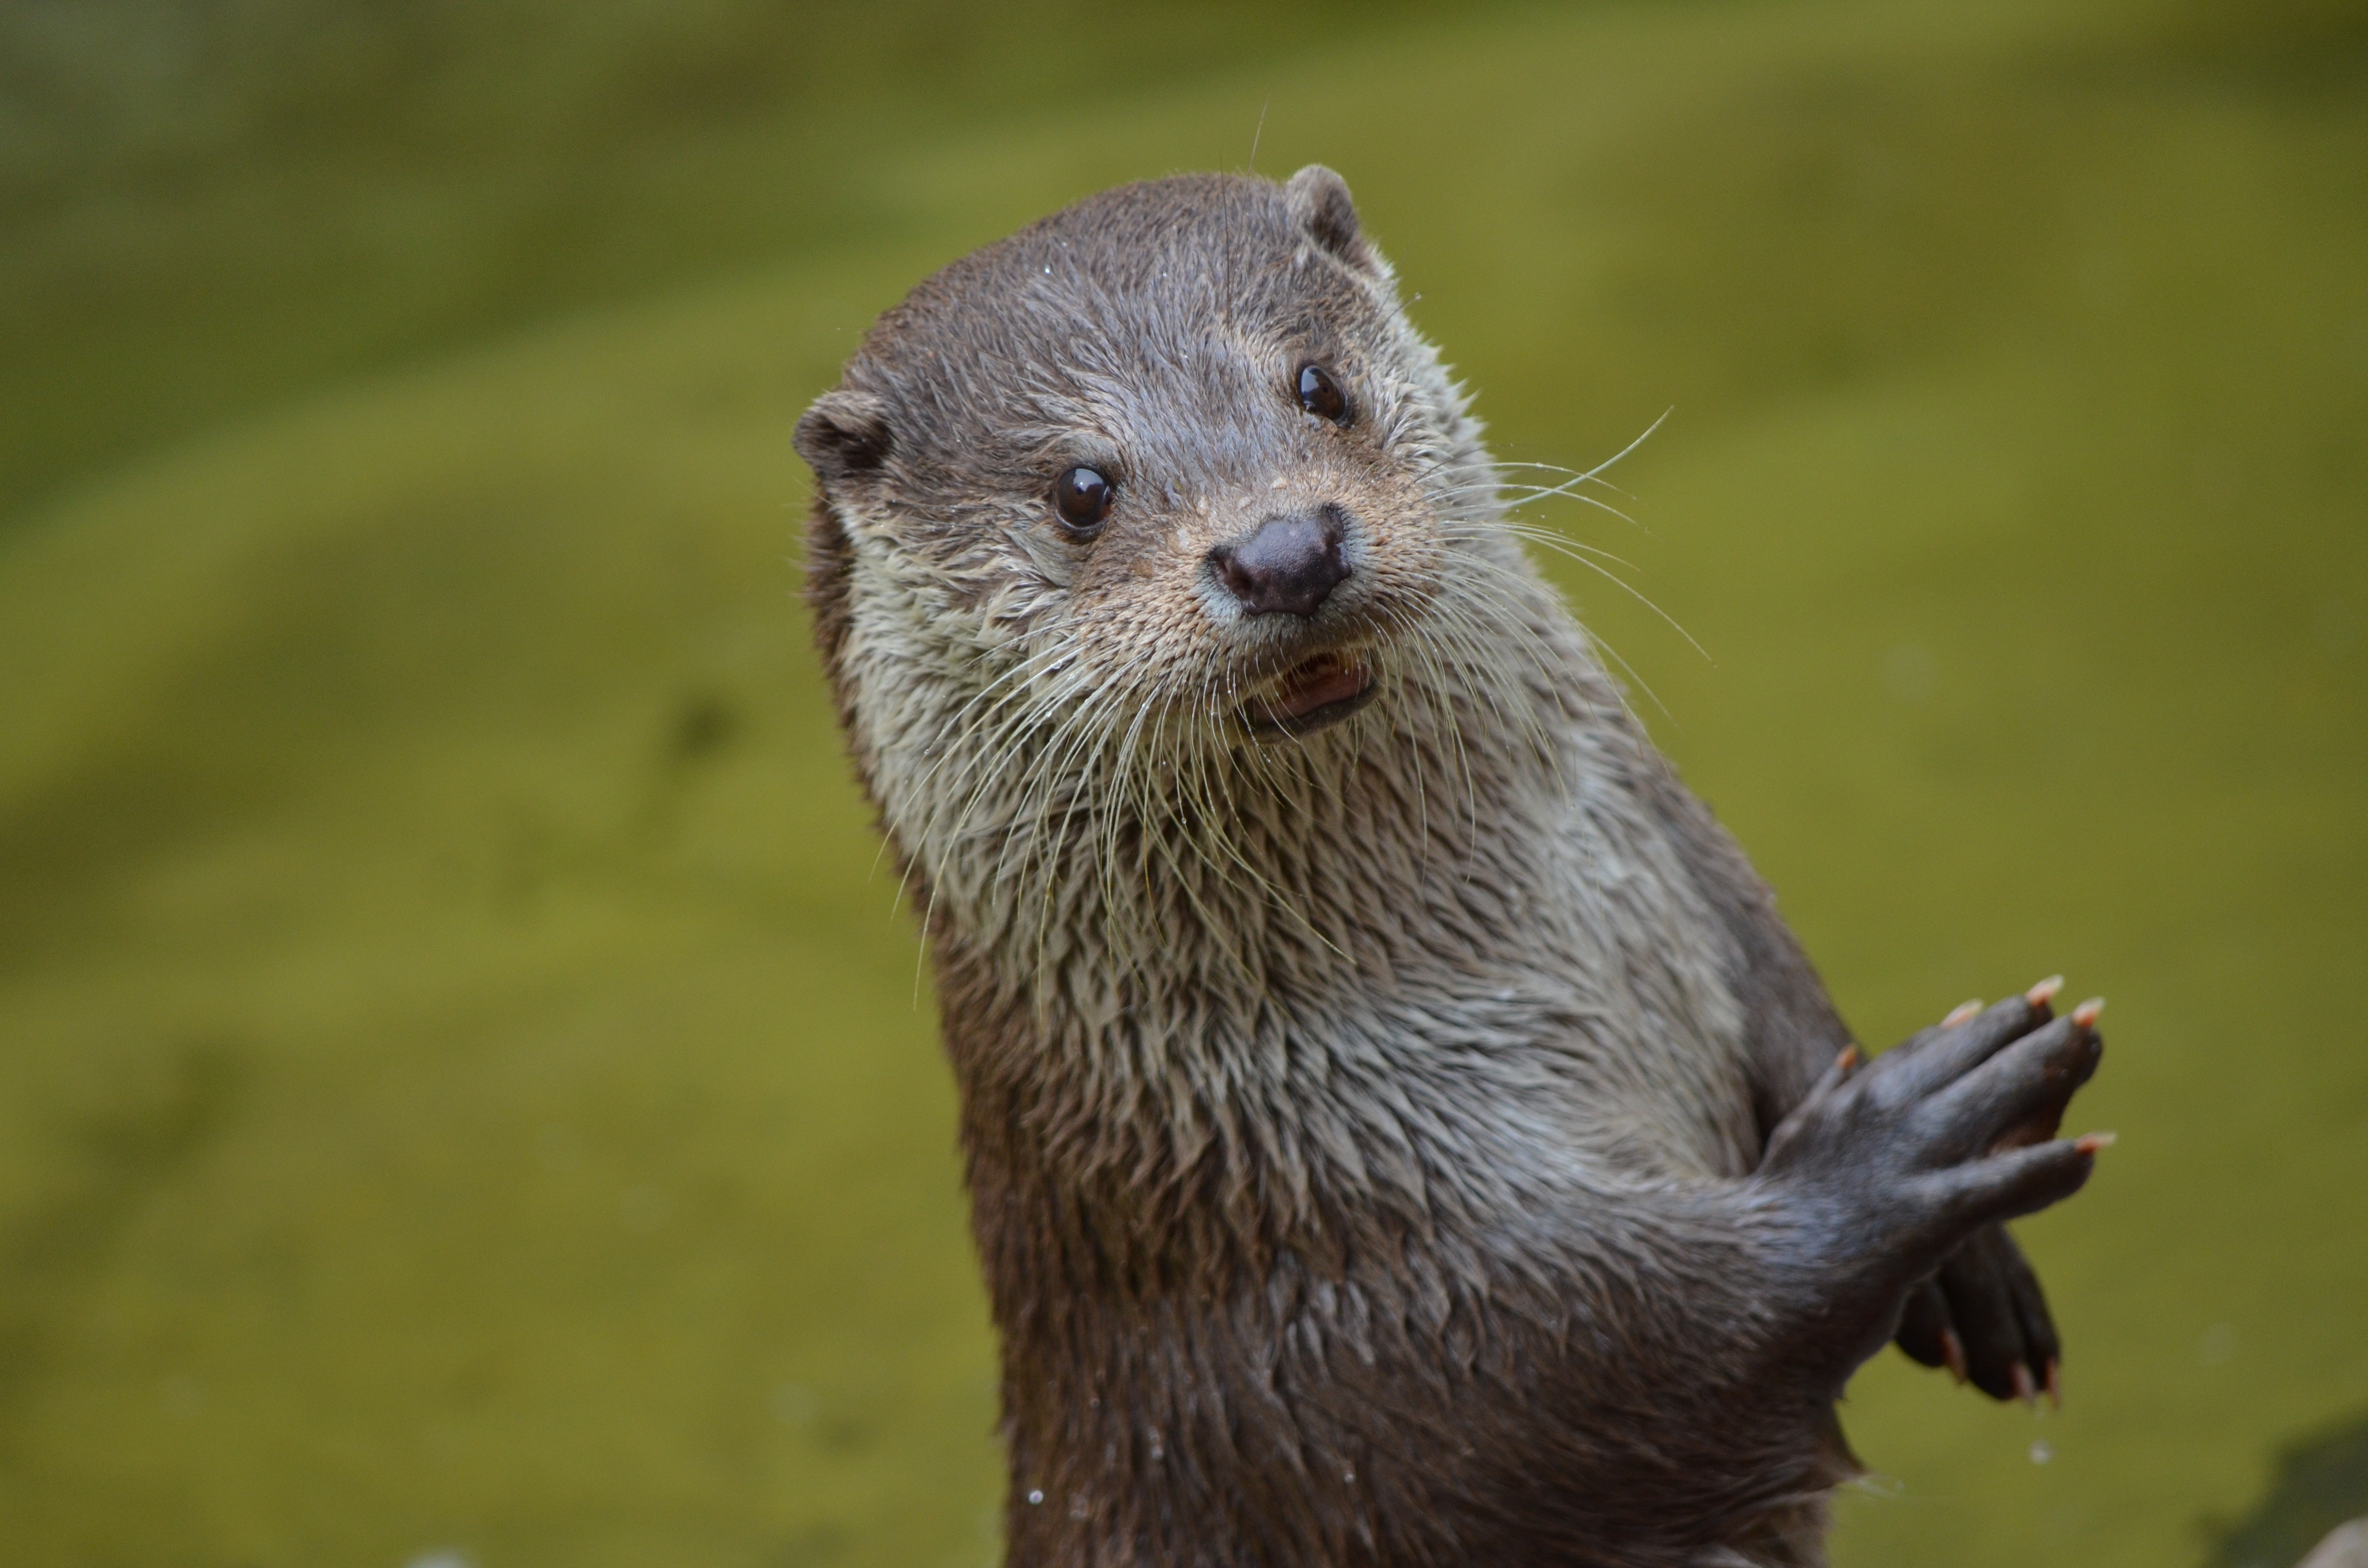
[[1939, 1327, 1970, 1384], [1759, 988, 2102, 1390]]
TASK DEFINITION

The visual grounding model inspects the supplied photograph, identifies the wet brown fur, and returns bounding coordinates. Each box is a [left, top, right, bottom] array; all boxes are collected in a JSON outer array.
[[796, 168, 2082, 1567]]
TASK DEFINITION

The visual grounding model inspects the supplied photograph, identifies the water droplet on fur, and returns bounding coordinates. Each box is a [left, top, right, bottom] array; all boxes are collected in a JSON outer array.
[[1026, 1489, 1045, 1506]]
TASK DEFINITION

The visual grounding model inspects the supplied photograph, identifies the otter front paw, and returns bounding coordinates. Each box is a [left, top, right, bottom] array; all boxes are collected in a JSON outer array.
[[1756, 986, 2108, 1384], [1895, 1223, 2060, 1404]]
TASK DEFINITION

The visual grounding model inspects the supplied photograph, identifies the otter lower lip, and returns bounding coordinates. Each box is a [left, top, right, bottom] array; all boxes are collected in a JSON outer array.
[[1246, 655, 1376, 736]]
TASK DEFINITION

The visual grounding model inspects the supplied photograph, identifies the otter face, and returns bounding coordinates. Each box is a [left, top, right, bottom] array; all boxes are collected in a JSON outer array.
[[798, 166, 1565, 952]]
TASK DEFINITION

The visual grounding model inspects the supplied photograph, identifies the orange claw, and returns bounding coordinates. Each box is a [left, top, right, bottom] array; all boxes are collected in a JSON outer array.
[[2074, 1131, 2118, 1154], [2025, 975, 2066, 1007], [2071, 997, 2106, 1027], [1942, 999, 1983, 1027]]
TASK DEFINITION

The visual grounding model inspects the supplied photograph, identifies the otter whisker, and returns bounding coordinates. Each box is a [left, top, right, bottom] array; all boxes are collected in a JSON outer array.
[[1003, 672, 1118, 924], [900, 644, 1076, 861], [1174, 673, 1297, 945], [1445, 518, 1712, 672], [1097, 682, 1170, 953], [1437, 481, 1646, 539], [1481, 409, 1670, 501], [934, 660, 1110, 967], [888, 640, 1081, 903], [1416, 554, 1568, 767], [1391, 604, 1486, 861], [1451, 548, 1649, 748], [1474, 457, 1640, 503], [1487, 518, 1643, 577]]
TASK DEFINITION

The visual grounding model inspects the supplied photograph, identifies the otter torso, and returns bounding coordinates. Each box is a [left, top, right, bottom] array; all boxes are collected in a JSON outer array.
[[797, 167, 2103, 1568]]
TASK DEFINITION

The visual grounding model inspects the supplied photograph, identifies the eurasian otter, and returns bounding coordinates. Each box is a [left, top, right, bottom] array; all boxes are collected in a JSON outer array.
[[794, 166, 2109, 1568]]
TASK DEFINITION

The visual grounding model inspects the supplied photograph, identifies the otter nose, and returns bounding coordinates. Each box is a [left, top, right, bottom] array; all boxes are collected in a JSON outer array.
[[1209, 506, 1351, 617]]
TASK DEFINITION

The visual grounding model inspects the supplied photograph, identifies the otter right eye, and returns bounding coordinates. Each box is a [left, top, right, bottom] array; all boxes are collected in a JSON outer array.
[[1053, 466, 1115, 534]]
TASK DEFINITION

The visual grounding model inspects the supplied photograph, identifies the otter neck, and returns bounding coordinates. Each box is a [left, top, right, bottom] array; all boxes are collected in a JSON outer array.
[[889, 606, 1759, 1282]]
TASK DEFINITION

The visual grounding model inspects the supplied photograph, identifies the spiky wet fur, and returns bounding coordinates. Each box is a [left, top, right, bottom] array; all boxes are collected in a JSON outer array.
[[799, 170, 1883, 1567]]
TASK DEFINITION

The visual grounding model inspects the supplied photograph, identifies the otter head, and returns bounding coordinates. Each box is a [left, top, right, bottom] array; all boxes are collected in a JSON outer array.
[[798, 166, 1565, 981]]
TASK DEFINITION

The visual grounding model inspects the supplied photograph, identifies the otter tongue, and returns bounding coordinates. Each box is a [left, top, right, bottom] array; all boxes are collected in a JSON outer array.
[[1270, 657, 1367, 721]]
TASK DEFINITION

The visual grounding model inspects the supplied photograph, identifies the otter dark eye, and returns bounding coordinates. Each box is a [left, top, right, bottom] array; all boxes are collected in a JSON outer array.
[[1053, 466, 1115, 533], [1296, 363, 1350, 425]]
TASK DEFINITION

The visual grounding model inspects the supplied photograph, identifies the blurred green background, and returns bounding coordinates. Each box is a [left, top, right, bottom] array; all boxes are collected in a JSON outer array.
[[2, 1, 2363, 1564]]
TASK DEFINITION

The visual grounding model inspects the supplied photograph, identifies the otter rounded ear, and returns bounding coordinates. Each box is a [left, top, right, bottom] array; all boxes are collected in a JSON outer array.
[[796, 389, 893, 484], [1284, 164, 1372, 270]]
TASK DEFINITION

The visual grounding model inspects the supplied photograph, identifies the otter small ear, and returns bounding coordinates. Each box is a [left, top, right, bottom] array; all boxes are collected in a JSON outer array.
[[795, 389, 893, 484], [1283, 164, 1371, 270]]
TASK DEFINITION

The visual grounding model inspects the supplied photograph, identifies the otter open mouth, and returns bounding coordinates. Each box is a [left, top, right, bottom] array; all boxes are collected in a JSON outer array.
[[1244, 652, 1377, 738]]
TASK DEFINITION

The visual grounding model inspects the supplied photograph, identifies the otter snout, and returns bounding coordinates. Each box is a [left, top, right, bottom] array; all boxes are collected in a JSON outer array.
[[1208, 505, 1351, 617]]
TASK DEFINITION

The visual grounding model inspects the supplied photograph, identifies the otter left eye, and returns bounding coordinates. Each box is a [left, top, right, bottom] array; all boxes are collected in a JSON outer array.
[[1296, 363, 1351, 425], [1053, 466, 1115, 533]]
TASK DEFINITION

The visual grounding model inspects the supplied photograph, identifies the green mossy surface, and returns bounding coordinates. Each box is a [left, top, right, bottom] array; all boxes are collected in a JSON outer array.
[[1, 2, 2363, 1564]]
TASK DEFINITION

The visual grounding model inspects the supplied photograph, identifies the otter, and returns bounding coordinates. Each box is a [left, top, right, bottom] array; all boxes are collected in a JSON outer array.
[[794, 167, 2108, 1568]]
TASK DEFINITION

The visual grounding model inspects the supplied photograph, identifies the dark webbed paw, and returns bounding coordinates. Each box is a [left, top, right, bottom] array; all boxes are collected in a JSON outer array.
[[1756, 982, 2108, 1385], [1895, 1223, 2060, 1403], [1884, 981, 2104, 1403]]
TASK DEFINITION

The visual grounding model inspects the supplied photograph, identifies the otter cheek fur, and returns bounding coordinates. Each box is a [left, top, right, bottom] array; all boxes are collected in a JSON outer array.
[[795, 167, 2106, 1568]]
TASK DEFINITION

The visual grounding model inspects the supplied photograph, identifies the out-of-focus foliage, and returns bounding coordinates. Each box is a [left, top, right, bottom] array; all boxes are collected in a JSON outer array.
[[2212, 1415, 2368, 1568], [0, 0, 1457, 521], [0, 2, 2362, 1566]]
